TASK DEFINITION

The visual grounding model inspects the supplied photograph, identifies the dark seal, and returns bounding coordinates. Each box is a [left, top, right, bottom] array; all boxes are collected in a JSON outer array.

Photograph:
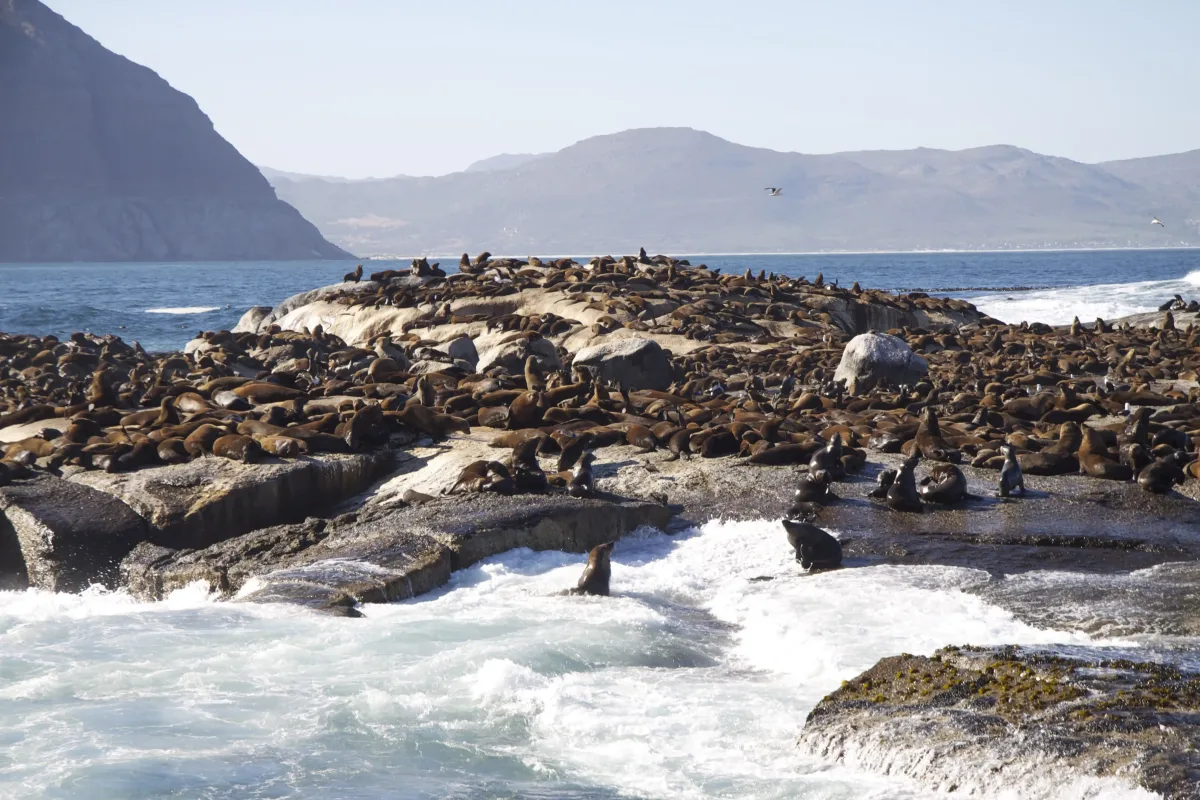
[[782, 519, 842, 570]]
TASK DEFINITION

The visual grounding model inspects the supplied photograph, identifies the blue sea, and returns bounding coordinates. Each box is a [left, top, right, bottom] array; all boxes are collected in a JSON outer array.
[[2, 249, 1198, 352]]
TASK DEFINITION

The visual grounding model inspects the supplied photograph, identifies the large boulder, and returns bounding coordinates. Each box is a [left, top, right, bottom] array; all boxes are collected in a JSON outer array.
[[0, 475, 148, 591], [572, 337, 671, 391], [476, 337, 561, 373], [232, 305, 273, 334], [833, 332, 928, 394], [447, 336, 479, 369]]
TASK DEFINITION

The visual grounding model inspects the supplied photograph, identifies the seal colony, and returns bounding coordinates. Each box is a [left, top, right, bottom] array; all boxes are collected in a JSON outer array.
[[6, 249, 1200, 797], [5, 251, 1200, 514]]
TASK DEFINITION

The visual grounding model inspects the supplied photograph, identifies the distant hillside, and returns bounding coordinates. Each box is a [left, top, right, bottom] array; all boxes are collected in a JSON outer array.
[[0, 0, 350, 262], [265, 128, 1200, 256], [464, 153, 546, 173]]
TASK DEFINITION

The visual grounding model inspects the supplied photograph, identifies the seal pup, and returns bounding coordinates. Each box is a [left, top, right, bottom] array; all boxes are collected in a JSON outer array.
[[998, 444, 1025, 497], [568, 541, 614, 596], [781, 519, 842, 570], [868, 467, 897, 499], [886, 455, 923, 512], [918, 463, 968, 504]]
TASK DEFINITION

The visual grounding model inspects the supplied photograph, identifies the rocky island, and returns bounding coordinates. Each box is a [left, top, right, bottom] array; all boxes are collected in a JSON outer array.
[[3, 249, 1200, 795]]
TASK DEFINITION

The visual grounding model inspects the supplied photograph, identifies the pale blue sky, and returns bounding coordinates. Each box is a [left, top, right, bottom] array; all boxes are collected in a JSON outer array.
[[46, 0, 1199, 178]]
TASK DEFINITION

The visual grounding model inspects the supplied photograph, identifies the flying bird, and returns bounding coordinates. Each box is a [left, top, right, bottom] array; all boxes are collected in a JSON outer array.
[[1152, 217, 1165, 227], [765, 187, 783, 196]]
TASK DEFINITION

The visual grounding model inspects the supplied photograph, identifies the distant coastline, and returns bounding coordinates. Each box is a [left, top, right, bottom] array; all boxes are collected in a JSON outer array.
[[360, 244, 1200, 261]]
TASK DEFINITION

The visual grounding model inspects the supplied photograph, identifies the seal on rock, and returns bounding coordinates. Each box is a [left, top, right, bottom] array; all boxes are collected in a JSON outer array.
[[568, 452, 596, 498], [782, 519, 842, 570], [886, 455, 923, 512], [918, 463, 968, 504], [998, 444, 1025, 497]]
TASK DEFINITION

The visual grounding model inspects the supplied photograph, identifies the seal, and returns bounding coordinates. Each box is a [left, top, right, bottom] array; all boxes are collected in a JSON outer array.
[[568, 451, 596, 498], [665, 428, 692, 461], [343, 264, 363, 283], [212, 434, 263, 463], [868, 467, 897, 499], [886, 455, 923, 512], [918, 463, 968, 504], [256, 434, 306, 458], [914, 407, 961, 463], [998, 444, 1025, 497], [1077, 426, 1131, 481], [557, 431, 594, 473], [807, 432, 845, 480], [1138, 452, 1186, 494], [569, 541, 614, 596], [781, 519, 842, 570]]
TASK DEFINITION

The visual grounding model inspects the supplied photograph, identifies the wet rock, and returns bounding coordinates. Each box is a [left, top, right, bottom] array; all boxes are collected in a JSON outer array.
[[121, 493, 672, 613], [572, 337, 671, 391], [833, 332, 928, 395], [799, 644, 1200, 798], [0, 474, 148, 591], [73, 449, 397, 551]]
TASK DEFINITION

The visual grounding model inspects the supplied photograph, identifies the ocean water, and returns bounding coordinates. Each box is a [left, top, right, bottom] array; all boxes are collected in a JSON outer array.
[[0, 519, 1159, 800], [1, 249, 1198, 351]]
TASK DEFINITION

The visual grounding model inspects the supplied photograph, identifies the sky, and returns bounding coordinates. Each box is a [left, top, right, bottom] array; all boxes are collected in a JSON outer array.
[[45, 0, 1200, 179]]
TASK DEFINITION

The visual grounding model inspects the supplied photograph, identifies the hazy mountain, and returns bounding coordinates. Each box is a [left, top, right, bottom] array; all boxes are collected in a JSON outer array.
[[0, 0, 349, 262], [258, 166, 385, 184], [464, 153, 546, 173], [266, 128, 1200, 256]]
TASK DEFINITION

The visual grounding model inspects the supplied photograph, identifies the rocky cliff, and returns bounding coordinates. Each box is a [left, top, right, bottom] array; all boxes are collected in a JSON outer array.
[[0, 0, 351, 262]]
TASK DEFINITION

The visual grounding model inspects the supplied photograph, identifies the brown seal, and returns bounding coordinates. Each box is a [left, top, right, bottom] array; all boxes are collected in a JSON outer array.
[[257, 435, 306, 458], [913, 407, 961, 463], [1077, 426, 1131, 481], [212, 434, 263, 463], [917, 463, 968, 504], [569, 541, 614, 596]]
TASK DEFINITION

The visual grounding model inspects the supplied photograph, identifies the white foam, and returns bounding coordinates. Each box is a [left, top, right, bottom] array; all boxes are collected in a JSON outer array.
[[973, 269, 1200, 325], [0, 520, 1163, 799], [143, 306, 220, 314]]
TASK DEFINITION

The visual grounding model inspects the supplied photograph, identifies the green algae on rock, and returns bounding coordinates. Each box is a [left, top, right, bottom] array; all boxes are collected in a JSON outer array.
[[800, 644, 1200, 798]]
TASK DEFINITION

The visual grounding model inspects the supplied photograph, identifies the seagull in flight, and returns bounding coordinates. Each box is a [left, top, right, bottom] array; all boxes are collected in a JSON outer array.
[[765, 187, 783, 196], [1151, 217, 1165, 227]]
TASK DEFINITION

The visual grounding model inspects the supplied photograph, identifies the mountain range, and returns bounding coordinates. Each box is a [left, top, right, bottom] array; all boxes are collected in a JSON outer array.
[[0, 0, 348, 262], [262, 128, 1200, 256]]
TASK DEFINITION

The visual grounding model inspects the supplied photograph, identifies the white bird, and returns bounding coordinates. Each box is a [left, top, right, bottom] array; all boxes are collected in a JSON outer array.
[[765, 187, 782, 196], [1152, 217, 1165, 227]]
